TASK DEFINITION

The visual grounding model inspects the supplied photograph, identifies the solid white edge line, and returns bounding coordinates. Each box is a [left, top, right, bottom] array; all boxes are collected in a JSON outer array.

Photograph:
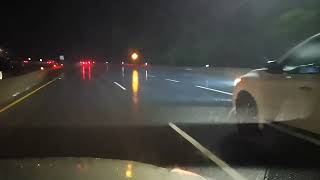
[[165, 78, 180, 83], [195, 85, 232, 96], [267, 123, 320, 146], [149, 75, 156, 78], [169, 122, 247, 180], [113, 82, 127, 90]]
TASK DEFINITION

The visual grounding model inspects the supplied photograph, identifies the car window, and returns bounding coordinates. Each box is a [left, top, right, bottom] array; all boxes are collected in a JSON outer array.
[[283, 36, 320, 74]]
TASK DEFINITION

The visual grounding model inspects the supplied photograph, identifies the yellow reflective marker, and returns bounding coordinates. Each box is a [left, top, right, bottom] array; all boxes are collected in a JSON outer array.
[[0, 78, 58, 113]]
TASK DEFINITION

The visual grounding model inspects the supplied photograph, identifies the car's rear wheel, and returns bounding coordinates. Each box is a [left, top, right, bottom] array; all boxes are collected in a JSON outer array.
[[235, 91, 261, 136]]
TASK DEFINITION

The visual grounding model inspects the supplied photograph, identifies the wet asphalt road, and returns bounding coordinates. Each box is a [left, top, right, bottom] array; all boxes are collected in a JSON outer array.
[[0, 64, 319, 180]]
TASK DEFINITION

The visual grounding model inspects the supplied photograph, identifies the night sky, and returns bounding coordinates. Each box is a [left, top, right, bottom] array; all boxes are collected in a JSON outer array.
[[1, 0, 319, 66]]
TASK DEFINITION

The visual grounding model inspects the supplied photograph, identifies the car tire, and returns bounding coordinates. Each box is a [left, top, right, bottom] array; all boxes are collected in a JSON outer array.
[[235, 92, 261, 136]]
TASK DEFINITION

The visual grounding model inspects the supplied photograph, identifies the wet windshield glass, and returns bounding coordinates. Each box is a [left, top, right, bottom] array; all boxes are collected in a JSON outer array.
[[1, 1, 320, 180]]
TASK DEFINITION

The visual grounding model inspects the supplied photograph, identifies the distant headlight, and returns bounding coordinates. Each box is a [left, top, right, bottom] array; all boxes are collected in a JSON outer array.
[[234, 78, 242, 86]]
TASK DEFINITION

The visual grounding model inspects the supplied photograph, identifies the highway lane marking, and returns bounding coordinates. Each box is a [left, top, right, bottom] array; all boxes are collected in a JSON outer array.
[[267, 123, 320, 146], [113, 82, 127, 90], [12, 92, 21, 97], [0, 78, 58, 113], [165, 78, 180, 83], [169, 122, 247, 180], [195, 85, 233, 96], [149, 75, 156, 78]]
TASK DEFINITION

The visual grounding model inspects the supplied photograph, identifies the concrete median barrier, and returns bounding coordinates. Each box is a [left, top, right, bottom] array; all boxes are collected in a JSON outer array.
[[0, 69, 59, 107]]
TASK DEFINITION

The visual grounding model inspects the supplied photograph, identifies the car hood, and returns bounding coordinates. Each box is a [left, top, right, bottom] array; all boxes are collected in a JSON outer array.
[[0, 158, 206, 180]]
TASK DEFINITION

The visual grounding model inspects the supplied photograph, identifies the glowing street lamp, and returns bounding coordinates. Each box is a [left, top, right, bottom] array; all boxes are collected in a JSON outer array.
[[131, 53, 138, 61]]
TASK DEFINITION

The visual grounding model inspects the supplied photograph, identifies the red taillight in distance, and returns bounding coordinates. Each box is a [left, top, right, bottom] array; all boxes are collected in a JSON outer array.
[[80, 60, 94, 66]]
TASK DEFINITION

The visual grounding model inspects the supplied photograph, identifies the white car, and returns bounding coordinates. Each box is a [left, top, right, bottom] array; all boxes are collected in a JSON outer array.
[[233, 33, 320, 135]]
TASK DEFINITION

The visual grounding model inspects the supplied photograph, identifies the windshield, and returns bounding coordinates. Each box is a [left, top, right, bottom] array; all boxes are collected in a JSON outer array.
[[1, 1, 320, 180]]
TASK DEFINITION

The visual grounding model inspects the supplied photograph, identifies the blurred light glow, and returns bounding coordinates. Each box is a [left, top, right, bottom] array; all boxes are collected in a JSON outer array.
[[132, 70, 139, 104], [81, 65, 92, 80], [39, 59, 43, 62], [82, 66, 85, 80], [145, 62, 148, 66], [40, 67, 44, 70], [0, 71, 2, 80], [126, 170, 132, 178], [171, 168, 204, 178], [28, 58, 31, 61], [126, 164, 133, 178], [122, 62, 124, 65], [205, 64, 210, 68], [234, 78, 242, 86], [131, 53, 138, 61], [106, 61, 109, 64], [88, 65, 91, 80]]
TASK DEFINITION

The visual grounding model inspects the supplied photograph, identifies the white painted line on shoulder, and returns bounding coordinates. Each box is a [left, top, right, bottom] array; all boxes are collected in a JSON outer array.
[[1, 78, 58, 113], [12, 92, 21, 97], [113, 82, 127, 90], [169, 122, 247, 180], [267, 123, 320, 146], [165, 78, 180, 83], [149, 75, 156, 78], [195, 85, 232, 96]]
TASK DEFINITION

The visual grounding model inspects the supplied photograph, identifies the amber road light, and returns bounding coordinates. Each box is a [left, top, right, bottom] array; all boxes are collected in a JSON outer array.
[[131, 53, 138, 61]]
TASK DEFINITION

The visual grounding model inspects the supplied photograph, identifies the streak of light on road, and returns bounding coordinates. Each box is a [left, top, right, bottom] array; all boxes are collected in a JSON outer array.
[[195, 85, 232, 96], [165, 78, 180, 83], [132, 70, 139, 104]]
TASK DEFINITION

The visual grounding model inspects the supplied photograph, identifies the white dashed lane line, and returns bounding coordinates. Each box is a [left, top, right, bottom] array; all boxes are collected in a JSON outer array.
[[169, 122, 247, 180], [113, 82, 127, 90], [165, 78, 180, 83], [12, 92, 21, 97], [195, 85, 233, 96]]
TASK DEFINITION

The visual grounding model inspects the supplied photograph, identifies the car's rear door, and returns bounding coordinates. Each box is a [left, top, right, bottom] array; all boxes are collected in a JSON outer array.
[[277, 36, 320, 134]]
